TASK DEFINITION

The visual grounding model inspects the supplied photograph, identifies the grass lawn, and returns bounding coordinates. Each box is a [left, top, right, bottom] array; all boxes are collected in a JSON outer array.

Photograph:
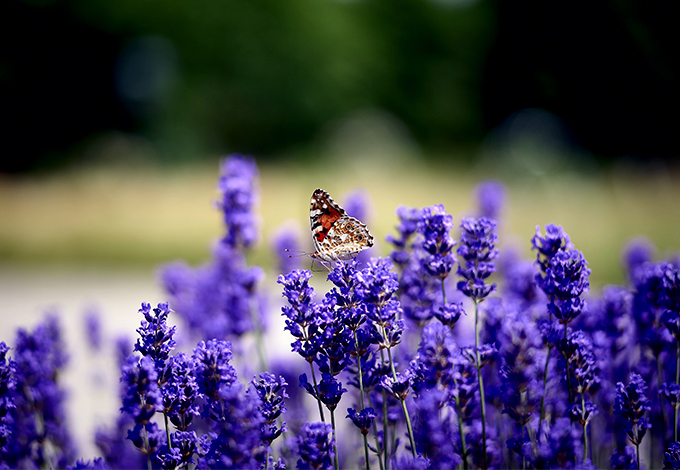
[[0, 157, 678, 288]]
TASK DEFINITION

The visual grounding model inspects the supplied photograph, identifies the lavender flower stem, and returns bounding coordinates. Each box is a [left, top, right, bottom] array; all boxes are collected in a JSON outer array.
[[657, 357, 667, 438], [564, 324, 573, 404], [353, 330, 372, 470], [164, 411, 172, 450], [382, 386, 389, 470], [364, 394, 385, 470], [362, 433, 371, 470], [538, 345, 552, 440], [330, 408, 339, 470], [474, 300, 488, 470], [310, 362, 326, 423], [453, 377, 469, 470], [144, 426, 152, 470], [580, 391, 588, 465], [385, 342, 417, 457]]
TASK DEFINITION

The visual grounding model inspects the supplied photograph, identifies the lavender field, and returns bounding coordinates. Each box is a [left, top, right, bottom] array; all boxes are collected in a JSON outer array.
[[1, 156, 680, 469]]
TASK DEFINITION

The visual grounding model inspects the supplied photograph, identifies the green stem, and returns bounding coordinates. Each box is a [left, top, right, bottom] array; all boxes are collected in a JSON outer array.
[[657, 356, 667, 445], [538, 345, 552, 440], [564, 324, 573, 404], [453, 378, 469, 470], [330, 408, 339, 470], [164, 411, 172, 450], [366, 393, 385, 470], [144, 425, 152, 470], [382, 387, 389, 470], [310, 361, 326, 423], [380, 350, 389, 470], [363, 434, 371, 470], [353, 330, 371, 470], [385, 342, 416, 457], [474, 300, 488, 470], [580, 391, 588, 465], [635, 442, 640, 470], [441, 278, 447, 304]]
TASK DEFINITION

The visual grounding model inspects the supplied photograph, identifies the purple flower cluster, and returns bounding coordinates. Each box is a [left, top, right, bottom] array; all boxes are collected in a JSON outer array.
[[0, 342, 16, 459], [1, 317, 75, 469], [216, 154, 260, 249], [7, 159, 680, 470], [456, 217, 498, 302], [160, 154, 266, 343]]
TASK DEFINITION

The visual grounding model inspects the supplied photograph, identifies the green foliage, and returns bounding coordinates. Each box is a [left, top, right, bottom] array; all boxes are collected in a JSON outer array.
[[69, 0, 492, 157]]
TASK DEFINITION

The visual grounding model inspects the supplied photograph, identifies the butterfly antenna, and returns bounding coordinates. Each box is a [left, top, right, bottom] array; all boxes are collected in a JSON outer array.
[[284, 248, 310, 259]]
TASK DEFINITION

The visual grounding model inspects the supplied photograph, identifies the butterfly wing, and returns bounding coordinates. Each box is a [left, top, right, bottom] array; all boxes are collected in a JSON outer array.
[[310, 188, 373, 262], [310, 188, 345, 254]]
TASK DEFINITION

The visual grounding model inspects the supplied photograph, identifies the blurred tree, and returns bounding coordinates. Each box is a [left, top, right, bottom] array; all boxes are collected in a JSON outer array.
[[2, 0, 677, 172]]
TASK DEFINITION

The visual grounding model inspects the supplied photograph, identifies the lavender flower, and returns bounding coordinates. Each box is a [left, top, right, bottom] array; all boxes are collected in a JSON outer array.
[[499, 317, 544, 429], [411, 321, 457, 391], [156, 430, 198, 470], [540, 250, 591, 324], [386, 206, 422, 269], [456, 217, 498, 302], [192, 339, 238, 402], [474, 179, 506, 221], [665, 442, 680, 470], [532, 224, 573, 276], [433, 302, 465, 328], [346, 407, 376, 435], [622, 237, 655, 282], [531, 417, 581, 469], [380, 372, 412, 401], [135, 302, 176, 371], [417, 205, 457, 280], [120, 355, 164, 458], [5, 317, 75, 469], [162, 353, 200, 431], [558, 330, 600, 396], [216, 154, 260, 249], [0, 342, 16, 456], [610, 446, 637, 470], [160, 244, 263, 340], [412, 389, 461, 469], [614, 373, 651, 458], [83, 308, 103, 351], [661, 382, 680, 411], [300, 373, 346, 412], [201, 381, 266, 469], [252, 372, 288, 446], [296, 422, 335, 470], [391, 454, 430, 470]]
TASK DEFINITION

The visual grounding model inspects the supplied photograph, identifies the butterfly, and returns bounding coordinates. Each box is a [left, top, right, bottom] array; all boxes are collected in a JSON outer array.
[[308, 188, 374, 269]]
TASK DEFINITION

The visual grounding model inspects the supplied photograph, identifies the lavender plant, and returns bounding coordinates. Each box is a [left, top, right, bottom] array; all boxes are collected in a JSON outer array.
[[5, 158, 680, 470], [614, 373, 651, 470]]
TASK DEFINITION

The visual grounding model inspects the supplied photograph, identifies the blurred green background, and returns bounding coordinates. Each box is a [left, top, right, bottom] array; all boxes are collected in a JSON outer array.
[[2, 0, 679, 170], [1, 0, 679, 287]]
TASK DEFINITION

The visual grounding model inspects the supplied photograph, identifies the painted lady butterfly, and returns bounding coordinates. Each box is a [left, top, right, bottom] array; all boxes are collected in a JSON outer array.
[[309, 188, 374, 268]]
